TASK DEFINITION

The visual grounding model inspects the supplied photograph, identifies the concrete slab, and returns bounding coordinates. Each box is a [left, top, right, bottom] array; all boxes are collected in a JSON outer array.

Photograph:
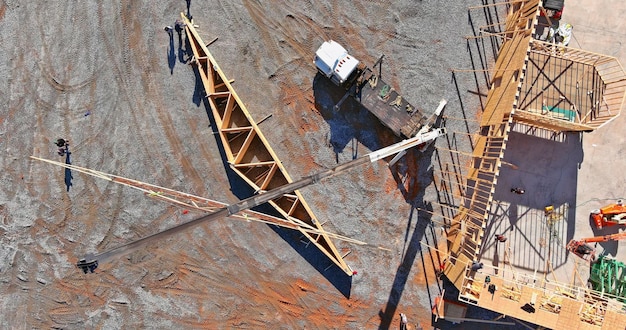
[[567, 1, 626, 264]]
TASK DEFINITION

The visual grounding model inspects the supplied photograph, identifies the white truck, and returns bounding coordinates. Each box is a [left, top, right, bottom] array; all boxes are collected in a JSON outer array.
[[314, 40, 361, 86], [313, 40, 437, 138]]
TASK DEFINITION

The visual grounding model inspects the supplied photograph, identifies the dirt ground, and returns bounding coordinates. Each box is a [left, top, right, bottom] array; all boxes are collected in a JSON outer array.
[[5, 0, 622, 329]]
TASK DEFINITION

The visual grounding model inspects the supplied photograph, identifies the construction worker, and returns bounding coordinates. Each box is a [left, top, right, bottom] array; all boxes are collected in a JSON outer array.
[[174, 20, 186, 35], [54, 138, 68, 148], [547, 22, 573, 47], [488, 283, 497, 300], [471, 261, 484, 271], [164, 25, 173, 34], [511, 187, 525, 195], [399, 313, 408, 330]]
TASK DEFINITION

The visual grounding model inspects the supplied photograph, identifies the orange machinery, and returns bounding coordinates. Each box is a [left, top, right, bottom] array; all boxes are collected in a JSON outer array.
[[566, 231, 626, 261], [592, 200, 626, 229]]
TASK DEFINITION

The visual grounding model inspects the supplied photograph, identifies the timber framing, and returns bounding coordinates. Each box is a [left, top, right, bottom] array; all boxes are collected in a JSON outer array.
[[445, 0, 537, 296], [443, 1, 626, 328], [181, 14, 353, 275], [517, 40, 626, 131]]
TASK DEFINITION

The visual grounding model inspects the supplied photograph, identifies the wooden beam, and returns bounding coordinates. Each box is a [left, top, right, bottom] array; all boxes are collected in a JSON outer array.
[[513, 110, 595, 131], [468, 0, 528, 10]]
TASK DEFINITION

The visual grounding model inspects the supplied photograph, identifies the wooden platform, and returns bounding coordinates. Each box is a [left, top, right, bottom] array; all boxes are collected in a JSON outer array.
[[516, 41, 626, 131], [463, 274, 626, 329], [357, 70, 428, 138]]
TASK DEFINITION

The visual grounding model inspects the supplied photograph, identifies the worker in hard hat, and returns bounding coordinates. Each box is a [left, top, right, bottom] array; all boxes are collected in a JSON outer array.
[[547, 22, 573, 47]]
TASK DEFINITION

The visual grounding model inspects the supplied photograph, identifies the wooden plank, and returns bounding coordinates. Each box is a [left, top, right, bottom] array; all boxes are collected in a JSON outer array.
[[233, 130, 257, 164], [482, 33, 532, 126], [603, 91, 626, 102], [513, 109, 595, 131], [233, 161, 275, 167], [595, 60, 621, 72], [598, 69, 626, 81], [596, 65, 623, 77], [605, 79, 626, 89], [259, 163, 278, 191], [601, 86, 626, 98], [221, 94, 236, 130], [604, 75, 626, 84]]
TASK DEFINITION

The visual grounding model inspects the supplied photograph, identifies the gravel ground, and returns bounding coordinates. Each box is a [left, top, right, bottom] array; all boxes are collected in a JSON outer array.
[[0, 1, 501, 328]]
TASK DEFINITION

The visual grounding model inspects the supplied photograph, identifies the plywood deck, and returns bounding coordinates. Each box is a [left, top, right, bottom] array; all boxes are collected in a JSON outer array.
[[358, 72, 428, 138], [467, 275, 626, 329]]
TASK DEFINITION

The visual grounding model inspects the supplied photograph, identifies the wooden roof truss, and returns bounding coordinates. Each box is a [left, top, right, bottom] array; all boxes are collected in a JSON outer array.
[[182, 14, 352, 275]]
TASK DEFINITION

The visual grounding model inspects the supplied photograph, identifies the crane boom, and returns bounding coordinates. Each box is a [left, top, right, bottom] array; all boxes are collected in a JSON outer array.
[[566, 231, 626, 261], [32, 118, 446, 273], [579, 232, 626, 243]]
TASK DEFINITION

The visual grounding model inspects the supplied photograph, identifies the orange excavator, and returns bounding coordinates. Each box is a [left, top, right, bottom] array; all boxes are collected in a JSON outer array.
[[591, 200, 626, 229], [566, 231, 626, 261]]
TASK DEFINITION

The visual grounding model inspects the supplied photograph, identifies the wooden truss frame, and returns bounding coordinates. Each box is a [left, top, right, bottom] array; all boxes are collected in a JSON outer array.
[[30, 156, 369, 248], [181, 14, 353, 275]]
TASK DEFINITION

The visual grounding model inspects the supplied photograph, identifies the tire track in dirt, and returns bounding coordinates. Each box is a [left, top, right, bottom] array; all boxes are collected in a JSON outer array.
[[243, 2, 323, 175], [98, 1, 162, 183], [91, 183, 125, 251], [153, 311, 216, 328], [3, 95, 28, 199], [130, 5, 208, 199], [37, 60, 102, 93], [44, 278, 111, 327]]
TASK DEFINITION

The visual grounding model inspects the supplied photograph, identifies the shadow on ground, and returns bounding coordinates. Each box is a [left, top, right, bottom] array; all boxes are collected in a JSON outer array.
[[491, 130, 583, 271], [312, 68, 450, 328], [64, 148, 73, 192], [312, 73, 397, 161]]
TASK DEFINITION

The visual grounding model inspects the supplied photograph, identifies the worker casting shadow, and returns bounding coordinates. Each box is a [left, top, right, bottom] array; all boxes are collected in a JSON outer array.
[[64, 148, 73, 192], [187, 39, 204, 106], [178, 34, 186, 64], [185, 0, 192, 20], [177, 22, 190, 64], [167, 29, 176, 74], [189, 64, 353, 298]]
